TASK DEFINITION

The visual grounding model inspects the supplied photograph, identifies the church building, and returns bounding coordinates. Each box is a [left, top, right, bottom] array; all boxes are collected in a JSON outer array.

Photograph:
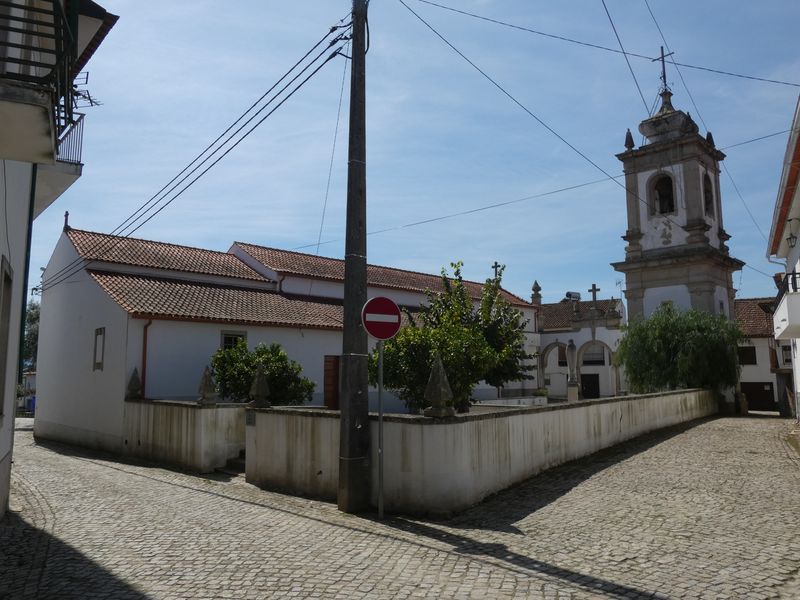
[[612, 86, 743, 319]]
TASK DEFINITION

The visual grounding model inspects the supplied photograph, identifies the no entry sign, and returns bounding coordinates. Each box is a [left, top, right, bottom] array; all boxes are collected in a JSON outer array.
[[361, 296, 402, 340]]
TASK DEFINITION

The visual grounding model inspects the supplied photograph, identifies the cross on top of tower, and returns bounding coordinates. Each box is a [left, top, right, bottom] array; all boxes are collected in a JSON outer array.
[[652, 45, 675, 92]]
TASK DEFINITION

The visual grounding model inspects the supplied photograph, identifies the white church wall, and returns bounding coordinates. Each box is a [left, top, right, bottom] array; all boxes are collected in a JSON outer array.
[[637, 165, 689, 250], [714, 286, 730, 317], [643, 285, 691, 316], [142, 320, 342, 404], [0, 160, 34, 514], [35, 235, 130, 452]]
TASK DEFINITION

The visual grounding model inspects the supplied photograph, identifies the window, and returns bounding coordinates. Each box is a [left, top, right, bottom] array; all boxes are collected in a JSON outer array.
[[703, 174, 715, 218], [221, 331, 247, 350], [0, 260, 12, 417], [557, 345, 567, 367], [782, 346, 792, 365], [737, 346, 757, 366], [582, 344, 606, 366], [93, 328, 105, 371], [653, 175, 675, 214]]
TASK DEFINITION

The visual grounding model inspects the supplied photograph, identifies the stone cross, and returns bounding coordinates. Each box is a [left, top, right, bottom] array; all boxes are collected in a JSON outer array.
[[589, 283, 600, 308], [423, 354, 455, 418], [492, 261, 502, 279]]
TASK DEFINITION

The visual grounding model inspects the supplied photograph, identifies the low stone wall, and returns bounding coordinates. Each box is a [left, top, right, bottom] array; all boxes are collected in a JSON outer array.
[[124, 399, 245, 472], [246, 389, 716, 514]]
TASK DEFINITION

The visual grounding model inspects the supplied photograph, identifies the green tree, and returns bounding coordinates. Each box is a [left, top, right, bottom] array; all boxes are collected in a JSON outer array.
[[211, 341, 314, 404], [22, 300, 39, 369], [370, 262, 531, 412], [615, 304, 744, 393], [478, 266, 534, 388]]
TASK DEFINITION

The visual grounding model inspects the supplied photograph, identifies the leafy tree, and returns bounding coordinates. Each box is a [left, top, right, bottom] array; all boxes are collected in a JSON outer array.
[[478, 266, 534, 387], [211, 341, 314, 404], [22, 301, 39, 368], [615, 304, 744, 393], [370, 262, 531, 412]]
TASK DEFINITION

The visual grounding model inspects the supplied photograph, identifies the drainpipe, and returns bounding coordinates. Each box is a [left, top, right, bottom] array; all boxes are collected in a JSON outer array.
[[140, 319, 152, 398], [17, 165, 37, 387]]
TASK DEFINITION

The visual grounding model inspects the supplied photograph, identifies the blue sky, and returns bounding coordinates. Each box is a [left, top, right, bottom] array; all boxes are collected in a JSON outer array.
[[31, 0, 800, 305]]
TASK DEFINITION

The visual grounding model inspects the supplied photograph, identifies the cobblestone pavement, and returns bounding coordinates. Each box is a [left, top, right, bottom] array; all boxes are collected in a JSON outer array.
[[2, 416, 800, 599]]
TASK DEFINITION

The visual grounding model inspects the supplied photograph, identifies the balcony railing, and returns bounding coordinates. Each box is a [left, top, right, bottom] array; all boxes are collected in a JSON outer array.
[[0, 0, 75, 135], [776, 271, 800, 307], [56, 111, 82, 163]]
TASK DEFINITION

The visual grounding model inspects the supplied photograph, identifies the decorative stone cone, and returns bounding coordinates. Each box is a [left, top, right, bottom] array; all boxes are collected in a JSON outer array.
[[249, 364, 271, 408], [423, 355, 455, 418], [126, 367, 143, 400], [197, 366, 218, 405]]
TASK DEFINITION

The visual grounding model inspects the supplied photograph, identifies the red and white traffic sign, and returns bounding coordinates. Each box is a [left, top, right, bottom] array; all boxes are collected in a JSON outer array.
[[361, 296, 402, 340]]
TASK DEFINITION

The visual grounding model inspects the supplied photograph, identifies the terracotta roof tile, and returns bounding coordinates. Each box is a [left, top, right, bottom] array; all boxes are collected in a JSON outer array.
[[90, 271, 343, 330], [69, 229, 268, 282], [538, 299, 621, 331], [734, 297, 775, 338], [234, 242, 531, 307]]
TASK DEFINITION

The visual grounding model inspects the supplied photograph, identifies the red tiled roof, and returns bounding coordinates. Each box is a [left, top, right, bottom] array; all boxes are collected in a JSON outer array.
[[234, 242, 531, 307], [734, 297, 775, 338], [90, 272, 343, 330], [68, 229, 268, 282], [538, 299, 621, 331]]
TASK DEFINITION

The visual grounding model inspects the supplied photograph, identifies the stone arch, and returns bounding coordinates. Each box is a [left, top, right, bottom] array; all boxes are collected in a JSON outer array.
[[539, 341, 568, 393], [576, 339, 620, 397], [646, 171, 676, 216], [703, 172, 715, 217]]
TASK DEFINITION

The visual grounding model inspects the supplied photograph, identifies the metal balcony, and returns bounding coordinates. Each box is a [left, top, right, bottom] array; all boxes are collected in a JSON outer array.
[[0, 0, 76, 163]]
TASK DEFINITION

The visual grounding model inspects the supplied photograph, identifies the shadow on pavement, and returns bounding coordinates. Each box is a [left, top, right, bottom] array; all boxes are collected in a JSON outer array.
[[377, 419, 716, 598], [449, 417, 713, 534], [0, 511, 149, 600]]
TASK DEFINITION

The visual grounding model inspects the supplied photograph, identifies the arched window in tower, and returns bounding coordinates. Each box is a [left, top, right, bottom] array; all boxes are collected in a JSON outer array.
[[652, 174, 675, 215], [703, 173, 715, 218]]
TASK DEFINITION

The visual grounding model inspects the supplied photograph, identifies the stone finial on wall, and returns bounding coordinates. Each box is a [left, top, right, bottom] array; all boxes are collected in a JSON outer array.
[[198, 366, 218, 405], [423, 354, 455, 418], [126, 368, 143, 400], [249, 365, 271, 408], [531, 280, 542, 305]]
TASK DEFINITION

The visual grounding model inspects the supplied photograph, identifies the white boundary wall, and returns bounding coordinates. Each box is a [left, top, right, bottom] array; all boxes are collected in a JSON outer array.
[[246, 389, 716, 514], [123, 400, 245, 472]]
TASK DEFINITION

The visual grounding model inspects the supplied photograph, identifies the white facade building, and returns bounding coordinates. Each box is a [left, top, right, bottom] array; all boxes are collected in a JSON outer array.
[[0, 0, 116, 517], [35, 227, 540, 454], [734, 297, 792, 415], [768, 94, 800, 417]]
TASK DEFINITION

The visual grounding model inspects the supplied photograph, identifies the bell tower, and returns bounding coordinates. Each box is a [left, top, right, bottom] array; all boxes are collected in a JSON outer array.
[[612, 76, 743, 319]]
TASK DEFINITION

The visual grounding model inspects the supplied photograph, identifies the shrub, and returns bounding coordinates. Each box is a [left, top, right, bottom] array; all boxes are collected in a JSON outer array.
[[211, 341, 314, 405]]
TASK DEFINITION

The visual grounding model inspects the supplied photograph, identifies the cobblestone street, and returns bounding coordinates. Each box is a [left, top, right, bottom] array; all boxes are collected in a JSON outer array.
[[2, 416, 800, 599]]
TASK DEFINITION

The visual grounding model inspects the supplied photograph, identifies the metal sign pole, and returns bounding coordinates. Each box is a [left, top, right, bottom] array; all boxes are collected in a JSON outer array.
[[378, 339, 384, 519]]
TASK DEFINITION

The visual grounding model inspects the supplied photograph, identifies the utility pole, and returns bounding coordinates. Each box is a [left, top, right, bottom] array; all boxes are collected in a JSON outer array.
[[338, 0, 370, 513]]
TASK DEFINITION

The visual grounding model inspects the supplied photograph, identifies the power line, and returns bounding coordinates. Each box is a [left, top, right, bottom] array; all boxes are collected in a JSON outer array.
[[600, 0, 649, 113], [43, 29, 349, 292], [413, 0, 800, 89], [293, 175, 620, 250], [397, 0, 777, 282], [43, 24, 350, 290]]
